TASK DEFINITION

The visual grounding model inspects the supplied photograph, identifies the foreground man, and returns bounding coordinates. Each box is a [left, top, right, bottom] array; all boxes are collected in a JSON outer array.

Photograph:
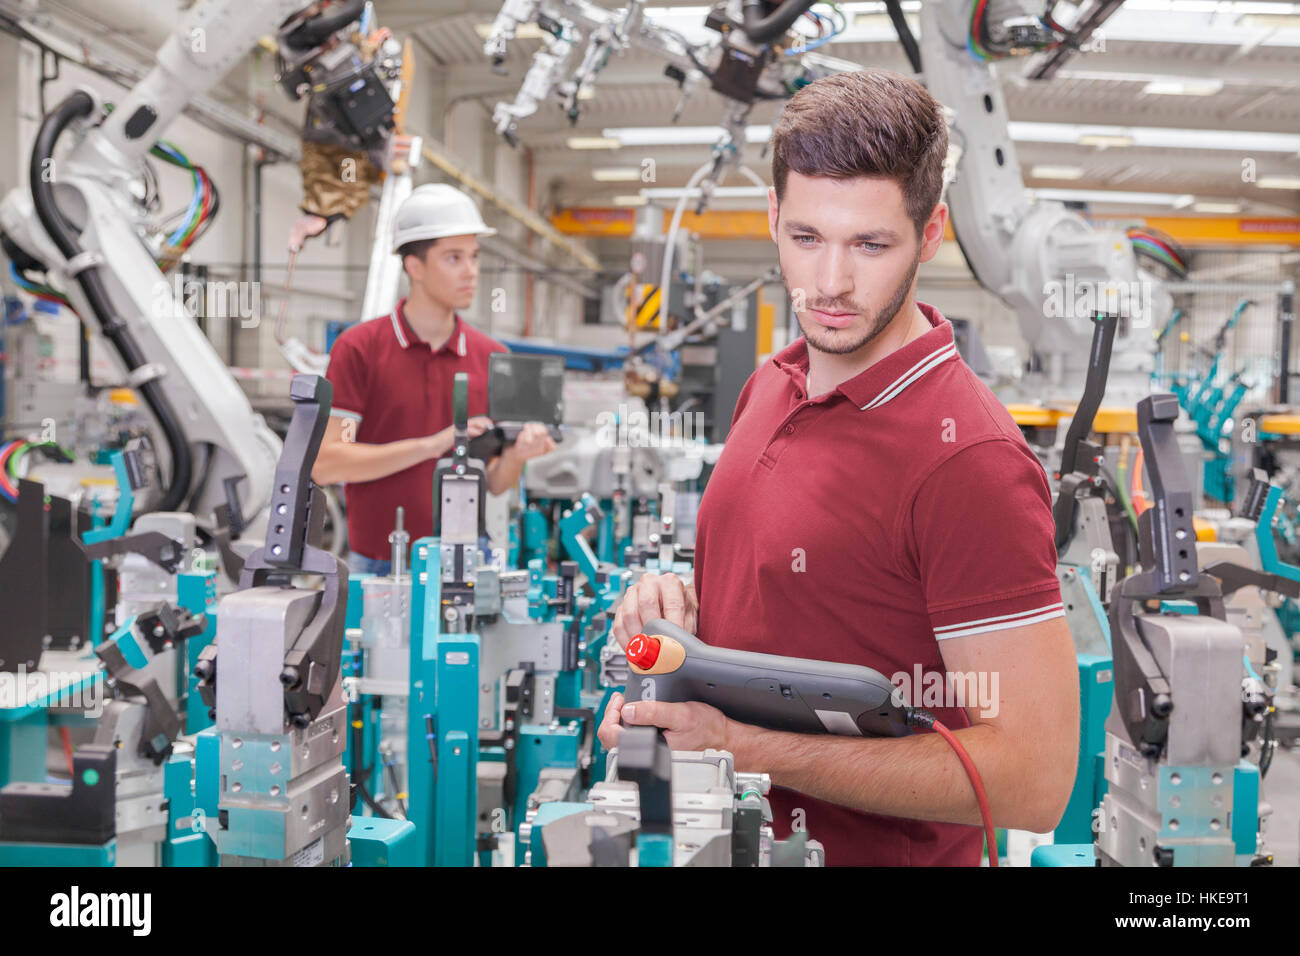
[[598, 70, 1079, 865]]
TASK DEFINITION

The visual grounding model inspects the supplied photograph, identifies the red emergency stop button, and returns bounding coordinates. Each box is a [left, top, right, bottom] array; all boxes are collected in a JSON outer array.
[[626, 634, 661, 669]]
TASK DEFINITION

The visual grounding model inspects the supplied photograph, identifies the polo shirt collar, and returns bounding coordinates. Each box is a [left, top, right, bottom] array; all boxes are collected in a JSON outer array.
[[771, 302, 958, 411], [390, 298, 469, 357]]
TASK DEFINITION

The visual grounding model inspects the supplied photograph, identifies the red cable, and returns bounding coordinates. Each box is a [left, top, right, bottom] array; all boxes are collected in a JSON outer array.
[[1128, 229, 1187, 269], [930, 718, 999, 867], [0, 440, 22, 499], [59, 727, 75, 777], [1132, 231, 1182, 262]]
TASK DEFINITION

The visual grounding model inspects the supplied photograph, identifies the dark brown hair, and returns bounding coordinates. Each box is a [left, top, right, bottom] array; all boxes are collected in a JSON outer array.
[[771, 69, 948, 236], [398, 237, 439, 274]]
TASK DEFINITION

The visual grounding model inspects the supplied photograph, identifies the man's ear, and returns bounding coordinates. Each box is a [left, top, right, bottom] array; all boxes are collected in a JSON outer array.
[[403, 252, 423, 284], [768, 187, 779, 243], [919, 202, 948, 264]]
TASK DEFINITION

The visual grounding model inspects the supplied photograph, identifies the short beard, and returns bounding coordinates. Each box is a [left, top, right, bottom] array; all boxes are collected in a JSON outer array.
[[788, 251, 921, 357]]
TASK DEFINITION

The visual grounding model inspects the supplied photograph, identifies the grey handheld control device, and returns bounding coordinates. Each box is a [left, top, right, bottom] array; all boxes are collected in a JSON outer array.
[[623, 619, 910, 737]]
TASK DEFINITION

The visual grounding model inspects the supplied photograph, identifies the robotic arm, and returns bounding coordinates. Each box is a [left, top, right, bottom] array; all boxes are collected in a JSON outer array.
[[0, 0, 331, 525], [484, 0, 858, 211], [918, 0, 1170, 402]]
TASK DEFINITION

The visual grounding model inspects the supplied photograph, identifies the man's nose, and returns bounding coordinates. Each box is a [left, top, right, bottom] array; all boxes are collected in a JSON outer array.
[[815, 246, 853, 301]]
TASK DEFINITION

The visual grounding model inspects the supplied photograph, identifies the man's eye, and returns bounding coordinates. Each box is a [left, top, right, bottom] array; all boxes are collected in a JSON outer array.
[[859, 242, 886, 253], [793, 235, 816, 246]]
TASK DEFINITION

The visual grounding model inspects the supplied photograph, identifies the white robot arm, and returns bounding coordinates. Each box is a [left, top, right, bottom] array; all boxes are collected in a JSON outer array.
[[918, 0, 1169, 401], [0, 0, 321, 526], [484, 0, 858, 210]]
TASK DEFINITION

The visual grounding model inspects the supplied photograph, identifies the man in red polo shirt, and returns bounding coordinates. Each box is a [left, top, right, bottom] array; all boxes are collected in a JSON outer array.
[[312, 184, 556, 574], [596, 70, 1080, 865]]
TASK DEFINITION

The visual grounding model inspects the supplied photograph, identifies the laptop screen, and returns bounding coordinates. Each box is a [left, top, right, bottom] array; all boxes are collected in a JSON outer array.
[[488, 353, 565, 425]]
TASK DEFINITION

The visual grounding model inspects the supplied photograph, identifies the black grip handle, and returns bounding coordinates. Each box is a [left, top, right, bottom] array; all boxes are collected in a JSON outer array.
[[1137, 393, 1198, 592], [265, 374, 332, 569]]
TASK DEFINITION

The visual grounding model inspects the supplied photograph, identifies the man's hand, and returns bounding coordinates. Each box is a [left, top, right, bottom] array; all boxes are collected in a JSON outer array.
[[611, 572, 698, 650], [504, 422, 557, 462], [288, 213, 328, 253], [426, 416, 493, 458], [597, 690, 743, 752]]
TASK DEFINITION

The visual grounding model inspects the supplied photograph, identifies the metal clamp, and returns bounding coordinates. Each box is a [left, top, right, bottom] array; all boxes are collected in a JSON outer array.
[[127, 362, 167, 387], [63, 250, 104, 276]]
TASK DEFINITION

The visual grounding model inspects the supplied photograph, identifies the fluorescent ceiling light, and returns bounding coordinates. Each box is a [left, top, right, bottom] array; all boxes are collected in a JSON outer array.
[[1192, 201, 1242, 213], [604, 126, 772, 146], [1030, 165, 1085, 180], [613, 195, 648, 206], [1172, 194, 1196, 209], [640, 186, 770, 199], [601, 121, 1300, 156], [1242, 13, 1300, 28], [1142, 79, 1224, 96], [1259, 176, 1300, 189], [1078, 134, 1135, 149], [567, 137, 620, 150], [474, 22, 544, 39], [592, 168, 642, 181], [1031, 188, 1207, 206], [1012, 122, 1300, 154]]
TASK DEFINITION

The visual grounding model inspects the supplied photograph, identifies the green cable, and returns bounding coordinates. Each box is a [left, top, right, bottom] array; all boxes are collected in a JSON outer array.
[[8, 441, 70, 481], [6, 442, 26, 480], [1114, 451, 1140, 534], [968, 0, 992, 60]]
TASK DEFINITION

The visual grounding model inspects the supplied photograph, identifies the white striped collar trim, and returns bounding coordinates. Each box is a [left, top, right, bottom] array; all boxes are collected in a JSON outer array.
[[860, 342, 958, 411], [389, 311, 410, 349], [458, 331, 467, 357]]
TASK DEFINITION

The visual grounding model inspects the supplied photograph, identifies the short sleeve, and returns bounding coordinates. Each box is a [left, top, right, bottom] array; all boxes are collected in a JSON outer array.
[[904, 438, 1063, 641], [325, 332, 368, 422]]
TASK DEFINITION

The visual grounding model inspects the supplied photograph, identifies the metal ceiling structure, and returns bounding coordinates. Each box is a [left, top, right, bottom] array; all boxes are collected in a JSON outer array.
[[30, 0, 1300, 220]]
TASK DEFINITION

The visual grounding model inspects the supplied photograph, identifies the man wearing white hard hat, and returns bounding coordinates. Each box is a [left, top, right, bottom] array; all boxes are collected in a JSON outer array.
[[313, 183, 557, 575]]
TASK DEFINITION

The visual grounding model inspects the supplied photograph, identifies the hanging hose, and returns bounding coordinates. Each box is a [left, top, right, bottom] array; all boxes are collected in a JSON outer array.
[[741, 0, 820, 44], [30, 91, 192, 512], [656, 161, 716, 339], [884, 0, 922, 73], [283, 0, 366, 50]]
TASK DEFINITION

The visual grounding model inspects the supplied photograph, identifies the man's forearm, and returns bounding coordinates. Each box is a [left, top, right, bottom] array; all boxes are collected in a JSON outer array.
[[728, 723, 1056, 832], [486, 450, 524, 495], [313, 432, 449, 485]]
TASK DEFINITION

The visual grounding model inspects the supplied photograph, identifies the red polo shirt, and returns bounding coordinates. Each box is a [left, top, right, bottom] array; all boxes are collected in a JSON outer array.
[[693, 302, 1063, 866], [325, 298, 507, 559]]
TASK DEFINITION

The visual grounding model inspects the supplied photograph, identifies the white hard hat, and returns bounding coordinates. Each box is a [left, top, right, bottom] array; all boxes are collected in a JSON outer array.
[[392, 184, 496, 253]]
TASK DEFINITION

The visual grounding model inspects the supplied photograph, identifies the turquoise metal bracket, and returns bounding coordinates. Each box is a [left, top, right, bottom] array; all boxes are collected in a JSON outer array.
[[1256, 485, 1300, 584], [559, 493, 602, 583]]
